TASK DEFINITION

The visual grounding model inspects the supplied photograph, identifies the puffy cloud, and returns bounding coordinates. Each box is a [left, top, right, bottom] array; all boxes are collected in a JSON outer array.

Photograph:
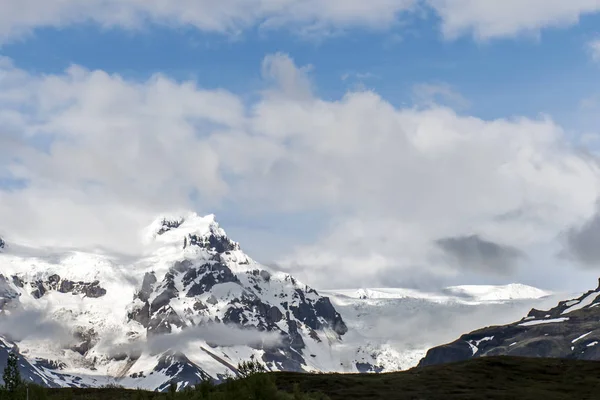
[[1, 53, 599, 288], [426, 0, 600, 40]]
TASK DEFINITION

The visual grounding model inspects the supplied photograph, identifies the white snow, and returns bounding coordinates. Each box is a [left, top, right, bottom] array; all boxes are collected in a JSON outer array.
[[325, 283, 550, 306], [587, 341, 598, 347], [561, 291, 600, 315], [475, 336, 494, 346], [467, 341, 478, 355], [445, 284, 550, 302], [572, 332, 593, 343], [519, 317, 569, 327]]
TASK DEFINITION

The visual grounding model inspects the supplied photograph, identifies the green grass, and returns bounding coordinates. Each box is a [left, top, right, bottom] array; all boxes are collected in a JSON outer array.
[[4, 357, 600, 399]]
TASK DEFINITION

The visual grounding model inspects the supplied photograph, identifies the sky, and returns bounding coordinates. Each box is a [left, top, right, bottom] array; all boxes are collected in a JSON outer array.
[[2, 1, 600, 292]]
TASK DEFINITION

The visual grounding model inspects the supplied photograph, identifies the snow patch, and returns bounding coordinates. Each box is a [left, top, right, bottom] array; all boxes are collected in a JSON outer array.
[[561, 292, 600, 315], [519, 317, 569, 327], [572, 332, 593, 343], [446, 284, 550, 302]]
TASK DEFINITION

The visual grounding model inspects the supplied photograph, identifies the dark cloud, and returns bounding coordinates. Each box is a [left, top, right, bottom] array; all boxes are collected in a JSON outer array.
[[436, 235, 523, 274], [565, 209, 600, 267]]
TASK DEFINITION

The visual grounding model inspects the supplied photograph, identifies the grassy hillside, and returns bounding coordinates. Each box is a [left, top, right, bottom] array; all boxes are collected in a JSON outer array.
[[4, 357, 600, 399], [274, 356, 600, 400]]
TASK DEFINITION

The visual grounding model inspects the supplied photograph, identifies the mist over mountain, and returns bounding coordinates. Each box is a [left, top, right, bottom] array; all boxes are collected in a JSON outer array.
[[0, 213, 562, 390]]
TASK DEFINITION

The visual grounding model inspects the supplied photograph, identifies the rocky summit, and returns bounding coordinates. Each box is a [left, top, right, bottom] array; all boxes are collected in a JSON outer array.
[[419, 278, 600, 367]]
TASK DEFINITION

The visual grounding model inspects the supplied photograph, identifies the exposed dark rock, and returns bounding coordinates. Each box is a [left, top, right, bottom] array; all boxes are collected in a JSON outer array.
[[138, 272, 157, 302], [308, 329, 321, 342], [289, 294, 347, 337], [28, 275, 106, 299], [156, 218, 184, 235], [129, 301, 151, 327], [0, 237, 4, 249], [151, 272, 179, 312], [188, 233, 238, 254], [419, 279, 600, 367], [148, 305, 186, 335], [153, 351, 211, 391], [267, 306, 283, 323], [355, 362, 384, 373], [30, 281, 46, 299], [186, 263, 239, 297], [11, 276, 23, 288], [34, 358, 67, 370], [286, 320, 305, 351]]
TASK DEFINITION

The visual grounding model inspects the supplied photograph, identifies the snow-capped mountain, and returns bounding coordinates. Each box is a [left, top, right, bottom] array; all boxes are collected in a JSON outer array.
[[419, 279, 600, 367], [0, 213, 362, 390], [0, 213, 559, 390]]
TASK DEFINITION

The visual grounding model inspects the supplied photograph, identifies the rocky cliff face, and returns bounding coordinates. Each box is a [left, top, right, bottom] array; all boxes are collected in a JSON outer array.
[[419, 279, 600, 367]]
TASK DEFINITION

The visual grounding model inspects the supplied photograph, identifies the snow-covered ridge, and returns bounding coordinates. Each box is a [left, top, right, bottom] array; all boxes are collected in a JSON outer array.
[[444, 284, 550, 302], [324, 284, 550, 304], [145, 213, 224, 242]]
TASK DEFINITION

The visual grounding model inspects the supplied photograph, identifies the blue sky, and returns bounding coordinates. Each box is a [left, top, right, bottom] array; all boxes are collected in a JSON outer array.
[[3, 11, 600, 127], [2, 2, 600, 291]]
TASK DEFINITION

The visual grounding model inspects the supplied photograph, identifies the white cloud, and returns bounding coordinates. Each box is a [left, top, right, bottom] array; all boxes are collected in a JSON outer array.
[[589, 39, 600, 62], [426, 0, 600, 40], [0, 0, 416, 42], [1, 54, 600, 288], [412, 83, 470, 109], [0, 0, 599, 42]]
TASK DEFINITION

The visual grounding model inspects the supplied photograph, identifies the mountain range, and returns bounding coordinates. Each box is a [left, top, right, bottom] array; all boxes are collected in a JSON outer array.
[[0, 213, 563, 390]]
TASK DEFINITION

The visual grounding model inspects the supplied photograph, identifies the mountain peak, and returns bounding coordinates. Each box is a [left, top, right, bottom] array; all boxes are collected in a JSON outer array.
[[142, 212, 240, 257], [145, 212, 221, 239]]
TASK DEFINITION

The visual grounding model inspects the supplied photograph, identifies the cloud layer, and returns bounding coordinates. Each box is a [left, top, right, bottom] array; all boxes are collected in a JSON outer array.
[[427, 0, 600, 40], [0, 0, 599, 42], [1, 53, 600, 288]]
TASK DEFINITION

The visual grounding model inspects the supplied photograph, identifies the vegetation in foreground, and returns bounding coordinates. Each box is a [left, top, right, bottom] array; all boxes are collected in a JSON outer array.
[[4, 355, 600, 399]]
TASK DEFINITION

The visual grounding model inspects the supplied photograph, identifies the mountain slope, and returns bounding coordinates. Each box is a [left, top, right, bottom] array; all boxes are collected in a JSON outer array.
[[0, 213, 363, 390], [419, 278, 600, 367]]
